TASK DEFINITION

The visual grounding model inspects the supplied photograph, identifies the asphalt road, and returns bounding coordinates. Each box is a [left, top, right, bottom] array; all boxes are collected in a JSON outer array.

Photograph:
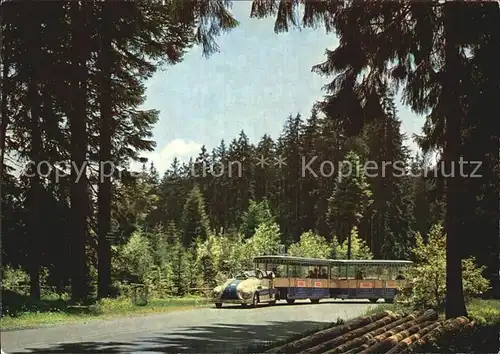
[[1, 299, 377, 353]]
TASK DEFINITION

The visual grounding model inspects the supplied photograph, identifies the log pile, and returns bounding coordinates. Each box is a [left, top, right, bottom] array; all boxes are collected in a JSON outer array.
[[265, 310, 474, 354]]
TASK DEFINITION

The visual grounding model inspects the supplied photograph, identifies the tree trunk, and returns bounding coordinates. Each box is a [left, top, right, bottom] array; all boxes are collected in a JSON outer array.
[[347, 225, 352, 259], [303, 313, 402, 354], [0, 17, 9, 187], [331, 310, 436, 354], [27, 86, 42, 301], [477, 3, 500, 300], [443, 2, 467, 319], [342, 310, 436, 354], [386, 322, 444, 354], [69, 1, 90, 302], [406, 317, 469, 353], [358, 321, 433, 354], [97, 1, 113, 299], [27, 5, 42, 300], [265, 311, 393, 353], [0, 8, 10, 268]]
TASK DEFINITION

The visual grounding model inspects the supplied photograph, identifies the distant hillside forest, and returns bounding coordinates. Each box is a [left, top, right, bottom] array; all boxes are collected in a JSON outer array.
[[1, 1, 499, 315]]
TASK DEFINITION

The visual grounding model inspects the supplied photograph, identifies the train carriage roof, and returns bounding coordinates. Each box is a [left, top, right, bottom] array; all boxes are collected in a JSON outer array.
[[254, 255, 412, 267], [253, 255, 331, 266], [330, 259, 413, 266]]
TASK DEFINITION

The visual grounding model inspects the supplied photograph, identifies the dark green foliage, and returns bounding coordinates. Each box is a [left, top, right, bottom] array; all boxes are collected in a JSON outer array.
[[415, 321, 500, 354], [1, 0, 238, 301], [181, 185, 211, 247], [1, 289, 96, 318], [240, 199, 275, 239], [171, 241, 189, 297], [2, 1, 499, 322], [247, 0, 500, 318], [327, 151, 372, 258], [184, 248, 200, 291], [199, 254, 217, 288]]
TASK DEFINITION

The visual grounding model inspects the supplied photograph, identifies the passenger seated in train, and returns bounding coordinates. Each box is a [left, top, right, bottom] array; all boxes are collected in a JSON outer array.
[[396, 271, 405, 280], [271, 267, 279, 277], [355, 270, 364, 280], [320, 268, 328, 279]]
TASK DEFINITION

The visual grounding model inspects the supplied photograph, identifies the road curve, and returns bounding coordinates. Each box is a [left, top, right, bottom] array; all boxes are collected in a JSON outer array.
[[2, 299, 377, 353]]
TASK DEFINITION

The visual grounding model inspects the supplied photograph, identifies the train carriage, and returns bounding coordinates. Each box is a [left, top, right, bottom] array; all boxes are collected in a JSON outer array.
[[212, 255, 412, 308], [253, 255, 331, 304], [329, 259, 412, 303]]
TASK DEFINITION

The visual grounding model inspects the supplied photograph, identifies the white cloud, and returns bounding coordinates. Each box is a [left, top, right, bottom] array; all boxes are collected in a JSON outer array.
[[133, 138, 202, 174]]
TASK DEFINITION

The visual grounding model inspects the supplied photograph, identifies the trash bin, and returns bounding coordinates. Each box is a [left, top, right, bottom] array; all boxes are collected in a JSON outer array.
[[130, 283, 148, 306]]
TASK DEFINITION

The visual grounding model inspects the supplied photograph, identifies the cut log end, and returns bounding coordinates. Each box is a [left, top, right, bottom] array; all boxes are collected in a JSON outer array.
[[265, 311, 393, 353], [266, 311, 469, 354]]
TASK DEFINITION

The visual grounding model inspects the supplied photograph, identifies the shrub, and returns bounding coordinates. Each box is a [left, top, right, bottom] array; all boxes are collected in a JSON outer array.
[[288, 231, 332, 258], [398, 224, 490, 310], [240, 199, 275, 239], [332, 226, 373, 260], [1, 265, 30, 291], [215, 233, 247, 276], [112, 230, 154, 284], [417, 300, 500, 353], [468, 299, 500, 327], [241, 222, 281, 268]]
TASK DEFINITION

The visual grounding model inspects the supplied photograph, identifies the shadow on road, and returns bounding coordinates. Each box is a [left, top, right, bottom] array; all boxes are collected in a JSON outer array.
[[12, 320, 330, 353], [216, 299, 374, 309], [10, 342, 130, 353]]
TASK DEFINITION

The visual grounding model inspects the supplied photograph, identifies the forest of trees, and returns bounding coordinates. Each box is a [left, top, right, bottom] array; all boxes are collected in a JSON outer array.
[[1, 1, 499, 320]]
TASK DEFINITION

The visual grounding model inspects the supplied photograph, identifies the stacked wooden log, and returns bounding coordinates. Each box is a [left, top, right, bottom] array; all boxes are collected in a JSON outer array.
[[265, 310, 473, 354]]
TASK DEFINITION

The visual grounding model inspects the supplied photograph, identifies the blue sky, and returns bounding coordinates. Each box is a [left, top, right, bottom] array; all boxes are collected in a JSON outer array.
[[140, 1, 424, 173]]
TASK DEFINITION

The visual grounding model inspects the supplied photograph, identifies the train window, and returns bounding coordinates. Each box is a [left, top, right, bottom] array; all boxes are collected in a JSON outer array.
[[363, 265, 379, 280], [265, 263, 274, 272], [288, 265, 310, 278], [346, 264, 356, 279], [330, 265, 340, 279], [338, 265, 347, 279], [305, 266, 317, 278], [395, 266, 407, 280], [256, 263, 265, 271], [316, 266, 328, 278], [390, 266, 397, 280], [288, 265, 298, 277], [380, 266, 391, 280], [279, 265, 286, 277]]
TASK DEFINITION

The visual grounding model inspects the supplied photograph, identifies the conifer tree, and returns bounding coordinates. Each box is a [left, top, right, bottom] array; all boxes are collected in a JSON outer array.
[[327, 151, 373, 259], [362, 90, 415, 258], [209, 140, 230, 233], [240, 199, 275, 239], [181, 185, 211, 247], [171, 240, 189, 296], [249, 0, 500, 317], [332, 227, 373, 260], [278, 114, 303, 242], [254, 134, 277, 203], [226, 131, 255, 229], [299, 108, 321, 234]]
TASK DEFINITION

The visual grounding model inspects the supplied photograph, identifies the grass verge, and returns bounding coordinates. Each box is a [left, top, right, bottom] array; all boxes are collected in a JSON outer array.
[[363, 298, 500, 323], [467, 298, 500, 325], [1, 291, 209, 331], [362, 299, 500, 353]]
